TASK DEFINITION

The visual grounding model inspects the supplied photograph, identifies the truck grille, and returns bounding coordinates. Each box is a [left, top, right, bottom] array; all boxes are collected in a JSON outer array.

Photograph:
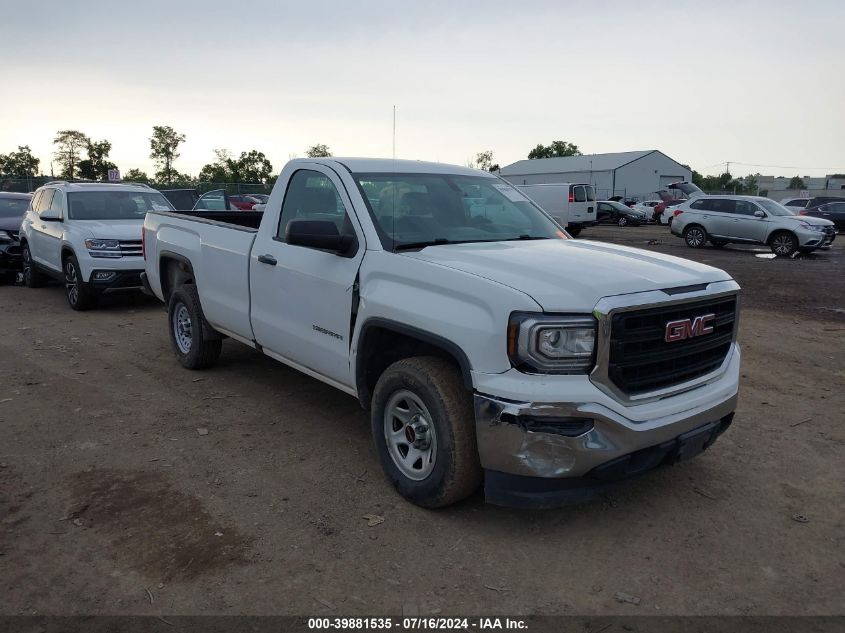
[[119, 240, 143, 257], [608, 296, 737, 395]]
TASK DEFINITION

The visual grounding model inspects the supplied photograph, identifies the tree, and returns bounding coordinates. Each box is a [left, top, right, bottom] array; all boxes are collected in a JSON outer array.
[[305, 144, 332, 158], [236, 150, 273, 183], [124, 168, 150, 183], [743, 174, 759, 195], [527, 140, 581, 159], [78, 139, 118, 181], [789, 176, 806, 189], [199, 149, 274, 184], [150, 125, 186, 184], [53, 130, 90, 179], [0, 145, 40, 177], [469, 150, 494, 171]]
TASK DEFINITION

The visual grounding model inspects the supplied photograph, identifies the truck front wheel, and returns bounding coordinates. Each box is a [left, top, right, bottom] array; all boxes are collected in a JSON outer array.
[[371, 357, 482, 508], [168, 284, 222, 369]]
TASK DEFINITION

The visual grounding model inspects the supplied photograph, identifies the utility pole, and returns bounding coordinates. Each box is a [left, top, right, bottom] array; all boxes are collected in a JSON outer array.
[[392, 105, 396, 160]]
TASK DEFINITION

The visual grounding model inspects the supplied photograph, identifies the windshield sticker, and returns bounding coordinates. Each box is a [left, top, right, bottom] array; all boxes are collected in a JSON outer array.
[[492, 183, 527, 202]]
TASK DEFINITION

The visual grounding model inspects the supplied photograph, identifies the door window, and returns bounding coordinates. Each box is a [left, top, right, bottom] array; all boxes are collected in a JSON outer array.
[[50, 190, 65, 215], [585, 186, 596, 202], [708, 199, 735, 214], [573, 186, 586, 202], [276, 170, 353, 241], [734, 200, 758, 216], [36, 189, 55, 214]]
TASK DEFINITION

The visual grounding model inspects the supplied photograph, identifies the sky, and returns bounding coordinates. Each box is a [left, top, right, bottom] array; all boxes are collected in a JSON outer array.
[[2, 0, 843, 179]]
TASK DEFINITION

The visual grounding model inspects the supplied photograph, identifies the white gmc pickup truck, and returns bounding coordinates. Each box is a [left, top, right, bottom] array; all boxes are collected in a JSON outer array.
[[142, 158, 741, 508]]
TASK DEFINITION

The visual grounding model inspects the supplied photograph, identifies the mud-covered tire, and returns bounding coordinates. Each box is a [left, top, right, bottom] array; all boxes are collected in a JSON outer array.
[[770, 231, 798, 257], [63, 255, 98, 311], [167, 284, 222, 369], [683, 225, 707, 248], [371, 357, 482, 508], [21, 242, 47, 288]]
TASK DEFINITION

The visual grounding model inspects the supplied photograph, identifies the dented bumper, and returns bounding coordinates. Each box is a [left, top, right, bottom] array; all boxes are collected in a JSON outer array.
[[474, 391, 737, 508]]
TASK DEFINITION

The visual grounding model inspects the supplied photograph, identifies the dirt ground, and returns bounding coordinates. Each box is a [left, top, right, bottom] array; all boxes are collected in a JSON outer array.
[[1, 224, 843, 616]]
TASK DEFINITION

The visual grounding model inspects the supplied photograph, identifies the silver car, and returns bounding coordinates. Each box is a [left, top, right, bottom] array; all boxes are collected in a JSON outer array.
[[670, 195, 836, 256]]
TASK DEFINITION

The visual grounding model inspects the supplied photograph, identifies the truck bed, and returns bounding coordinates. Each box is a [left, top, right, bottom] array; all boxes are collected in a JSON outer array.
[[160, 209, 264, 230]]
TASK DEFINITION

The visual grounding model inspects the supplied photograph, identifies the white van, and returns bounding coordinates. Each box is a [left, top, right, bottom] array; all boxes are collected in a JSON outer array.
[[516, 183, 597, 236]]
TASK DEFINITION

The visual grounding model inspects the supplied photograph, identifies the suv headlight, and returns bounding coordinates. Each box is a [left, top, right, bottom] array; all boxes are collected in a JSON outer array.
[[508, 314, 597, 373], [85, 238, 122, 258]]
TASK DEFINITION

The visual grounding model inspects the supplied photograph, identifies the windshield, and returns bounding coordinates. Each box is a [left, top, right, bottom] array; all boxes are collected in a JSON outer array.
[[757, 199, 796, 216], [0, 196, 30, 218], [67, 191, 174, 220], [353, 173, 564, 249]]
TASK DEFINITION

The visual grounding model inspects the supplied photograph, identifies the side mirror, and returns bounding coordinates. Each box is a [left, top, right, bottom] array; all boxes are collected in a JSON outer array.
[[286, 219, 356, 256], [754, 210, 765, 218], [40, 208, 62, 221]]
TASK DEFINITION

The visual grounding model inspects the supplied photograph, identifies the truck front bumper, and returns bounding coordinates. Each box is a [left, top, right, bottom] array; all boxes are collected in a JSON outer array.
[[473, 349, 739, 508]]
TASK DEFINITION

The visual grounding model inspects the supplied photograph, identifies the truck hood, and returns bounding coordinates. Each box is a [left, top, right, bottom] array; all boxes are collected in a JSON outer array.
[[400, 239, 733, 312], [73, 219, 145, 240]]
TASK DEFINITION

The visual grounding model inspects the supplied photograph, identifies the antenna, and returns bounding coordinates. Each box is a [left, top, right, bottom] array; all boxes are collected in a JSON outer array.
[[392, 105, 396, 159]]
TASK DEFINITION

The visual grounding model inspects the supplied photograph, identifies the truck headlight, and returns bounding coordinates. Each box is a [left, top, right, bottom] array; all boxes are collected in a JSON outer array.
[[508, 314, 597, 373], [85, 238, 122, 258]]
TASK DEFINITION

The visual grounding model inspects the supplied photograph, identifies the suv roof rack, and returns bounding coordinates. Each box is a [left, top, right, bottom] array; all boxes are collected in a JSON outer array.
[[43, 180, 154, 189]]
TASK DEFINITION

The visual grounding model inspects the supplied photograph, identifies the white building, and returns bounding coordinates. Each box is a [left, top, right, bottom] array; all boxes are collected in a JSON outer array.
[[499, 150, 692, 200]]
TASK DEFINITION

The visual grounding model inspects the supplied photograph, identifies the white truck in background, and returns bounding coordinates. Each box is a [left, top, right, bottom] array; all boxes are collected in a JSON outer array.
[[516, 183, 597, 236], [142, 158, 741, 509]]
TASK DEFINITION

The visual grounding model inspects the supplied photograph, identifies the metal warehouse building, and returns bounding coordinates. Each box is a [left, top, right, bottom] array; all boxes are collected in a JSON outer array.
[[499, 150, 692, 200]]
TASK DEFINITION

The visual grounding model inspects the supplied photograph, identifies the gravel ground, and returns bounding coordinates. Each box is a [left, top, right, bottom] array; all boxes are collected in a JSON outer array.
[[1, 224, 843, 616]]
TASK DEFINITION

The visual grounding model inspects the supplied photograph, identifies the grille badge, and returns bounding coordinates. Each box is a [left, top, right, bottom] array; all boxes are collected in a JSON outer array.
[[664, 313, 715, 343]]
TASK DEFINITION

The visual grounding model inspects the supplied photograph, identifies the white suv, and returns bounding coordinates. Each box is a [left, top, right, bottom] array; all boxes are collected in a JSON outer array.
[[19, 181, 174, 310], [670, 195, 836, 256]]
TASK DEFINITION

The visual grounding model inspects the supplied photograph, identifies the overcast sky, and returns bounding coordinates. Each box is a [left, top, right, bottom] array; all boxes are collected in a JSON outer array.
[[2, 0, 843, 179]]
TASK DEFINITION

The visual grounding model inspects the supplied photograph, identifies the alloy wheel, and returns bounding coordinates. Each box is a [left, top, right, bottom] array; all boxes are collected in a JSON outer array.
[[64, 260, 79, 306]]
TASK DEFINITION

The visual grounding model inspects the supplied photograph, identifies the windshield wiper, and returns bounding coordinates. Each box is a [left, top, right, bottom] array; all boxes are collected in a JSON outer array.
[[394, 238, 453, 251]]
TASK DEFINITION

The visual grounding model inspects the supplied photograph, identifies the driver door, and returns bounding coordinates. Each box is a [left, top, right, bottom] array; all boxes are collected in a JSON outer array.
[[249, 166, 365, 388]]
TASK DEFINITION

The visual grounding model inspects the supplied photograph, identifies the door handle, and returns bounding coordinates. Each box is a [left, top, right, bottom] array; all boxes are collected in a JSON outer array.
[[257, 254, 277, 266]]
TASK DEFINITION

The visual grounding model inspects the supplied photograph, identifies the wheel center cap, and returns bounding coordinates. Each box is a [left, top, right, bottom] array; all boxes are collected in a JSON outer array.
[[406, 416, 431, 450]]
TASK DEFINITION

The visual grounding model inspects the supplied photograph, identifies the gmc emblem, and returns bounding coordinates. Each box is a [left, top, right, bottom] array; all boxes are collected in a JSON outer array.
[[665, 313, 715, 342]]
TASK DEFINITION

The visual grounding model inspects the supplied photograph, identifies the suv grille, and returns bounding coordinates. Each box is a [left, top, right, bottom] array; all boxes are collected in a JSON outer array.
[[119, 240, 143, 257], [608, 296, 737, 395]]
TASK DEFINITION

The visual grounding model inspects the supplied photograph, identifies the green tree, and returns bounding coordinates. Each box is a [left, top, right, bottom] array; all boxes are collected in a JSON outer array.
[[305, 144, 332, 158], [150, 125, 186, 184], [198, 149, 233, 182], [743, 173, 759, 195], [78, 139, 118, 181], [53, 130, 90, 179], [124, 168, 150, 183], [471, 150, 494, 171], [236, 150, 273, 183], [0, 145, 40, 177], [527, 140, 581, 159], [789, 176, 806, 189]]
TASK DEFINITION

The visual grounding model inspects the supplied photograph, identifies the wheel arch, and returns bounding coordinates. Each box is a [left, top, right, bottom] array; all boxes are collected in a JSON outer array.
[[159, 251, 196, 304], [355, 318, 473, 410]]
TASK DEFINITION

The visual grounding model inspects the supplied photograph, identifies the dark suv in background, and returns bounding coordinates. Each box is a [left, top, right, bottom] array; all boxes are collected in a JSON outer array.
[[0, 192, 31, 283]]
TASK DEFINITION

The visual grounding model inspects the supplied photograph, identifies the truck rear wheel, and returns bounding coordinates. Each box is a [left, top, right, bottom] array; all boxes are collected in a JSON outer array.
[[168, 284, 222, 369], [371, 357, 481, 508]]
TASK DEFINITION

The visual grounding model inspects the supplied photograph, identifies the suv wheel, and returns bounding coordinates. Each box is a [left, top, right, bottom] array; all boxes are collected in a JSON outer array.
[[64, 255, 97, 311], [617, 216, 628, 227], [168, 284, 223, 369], [770, 231, 798, 257], [21, 243, 47, 288], [683, 225, 707, 248], [371, 357, 481, 508]]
